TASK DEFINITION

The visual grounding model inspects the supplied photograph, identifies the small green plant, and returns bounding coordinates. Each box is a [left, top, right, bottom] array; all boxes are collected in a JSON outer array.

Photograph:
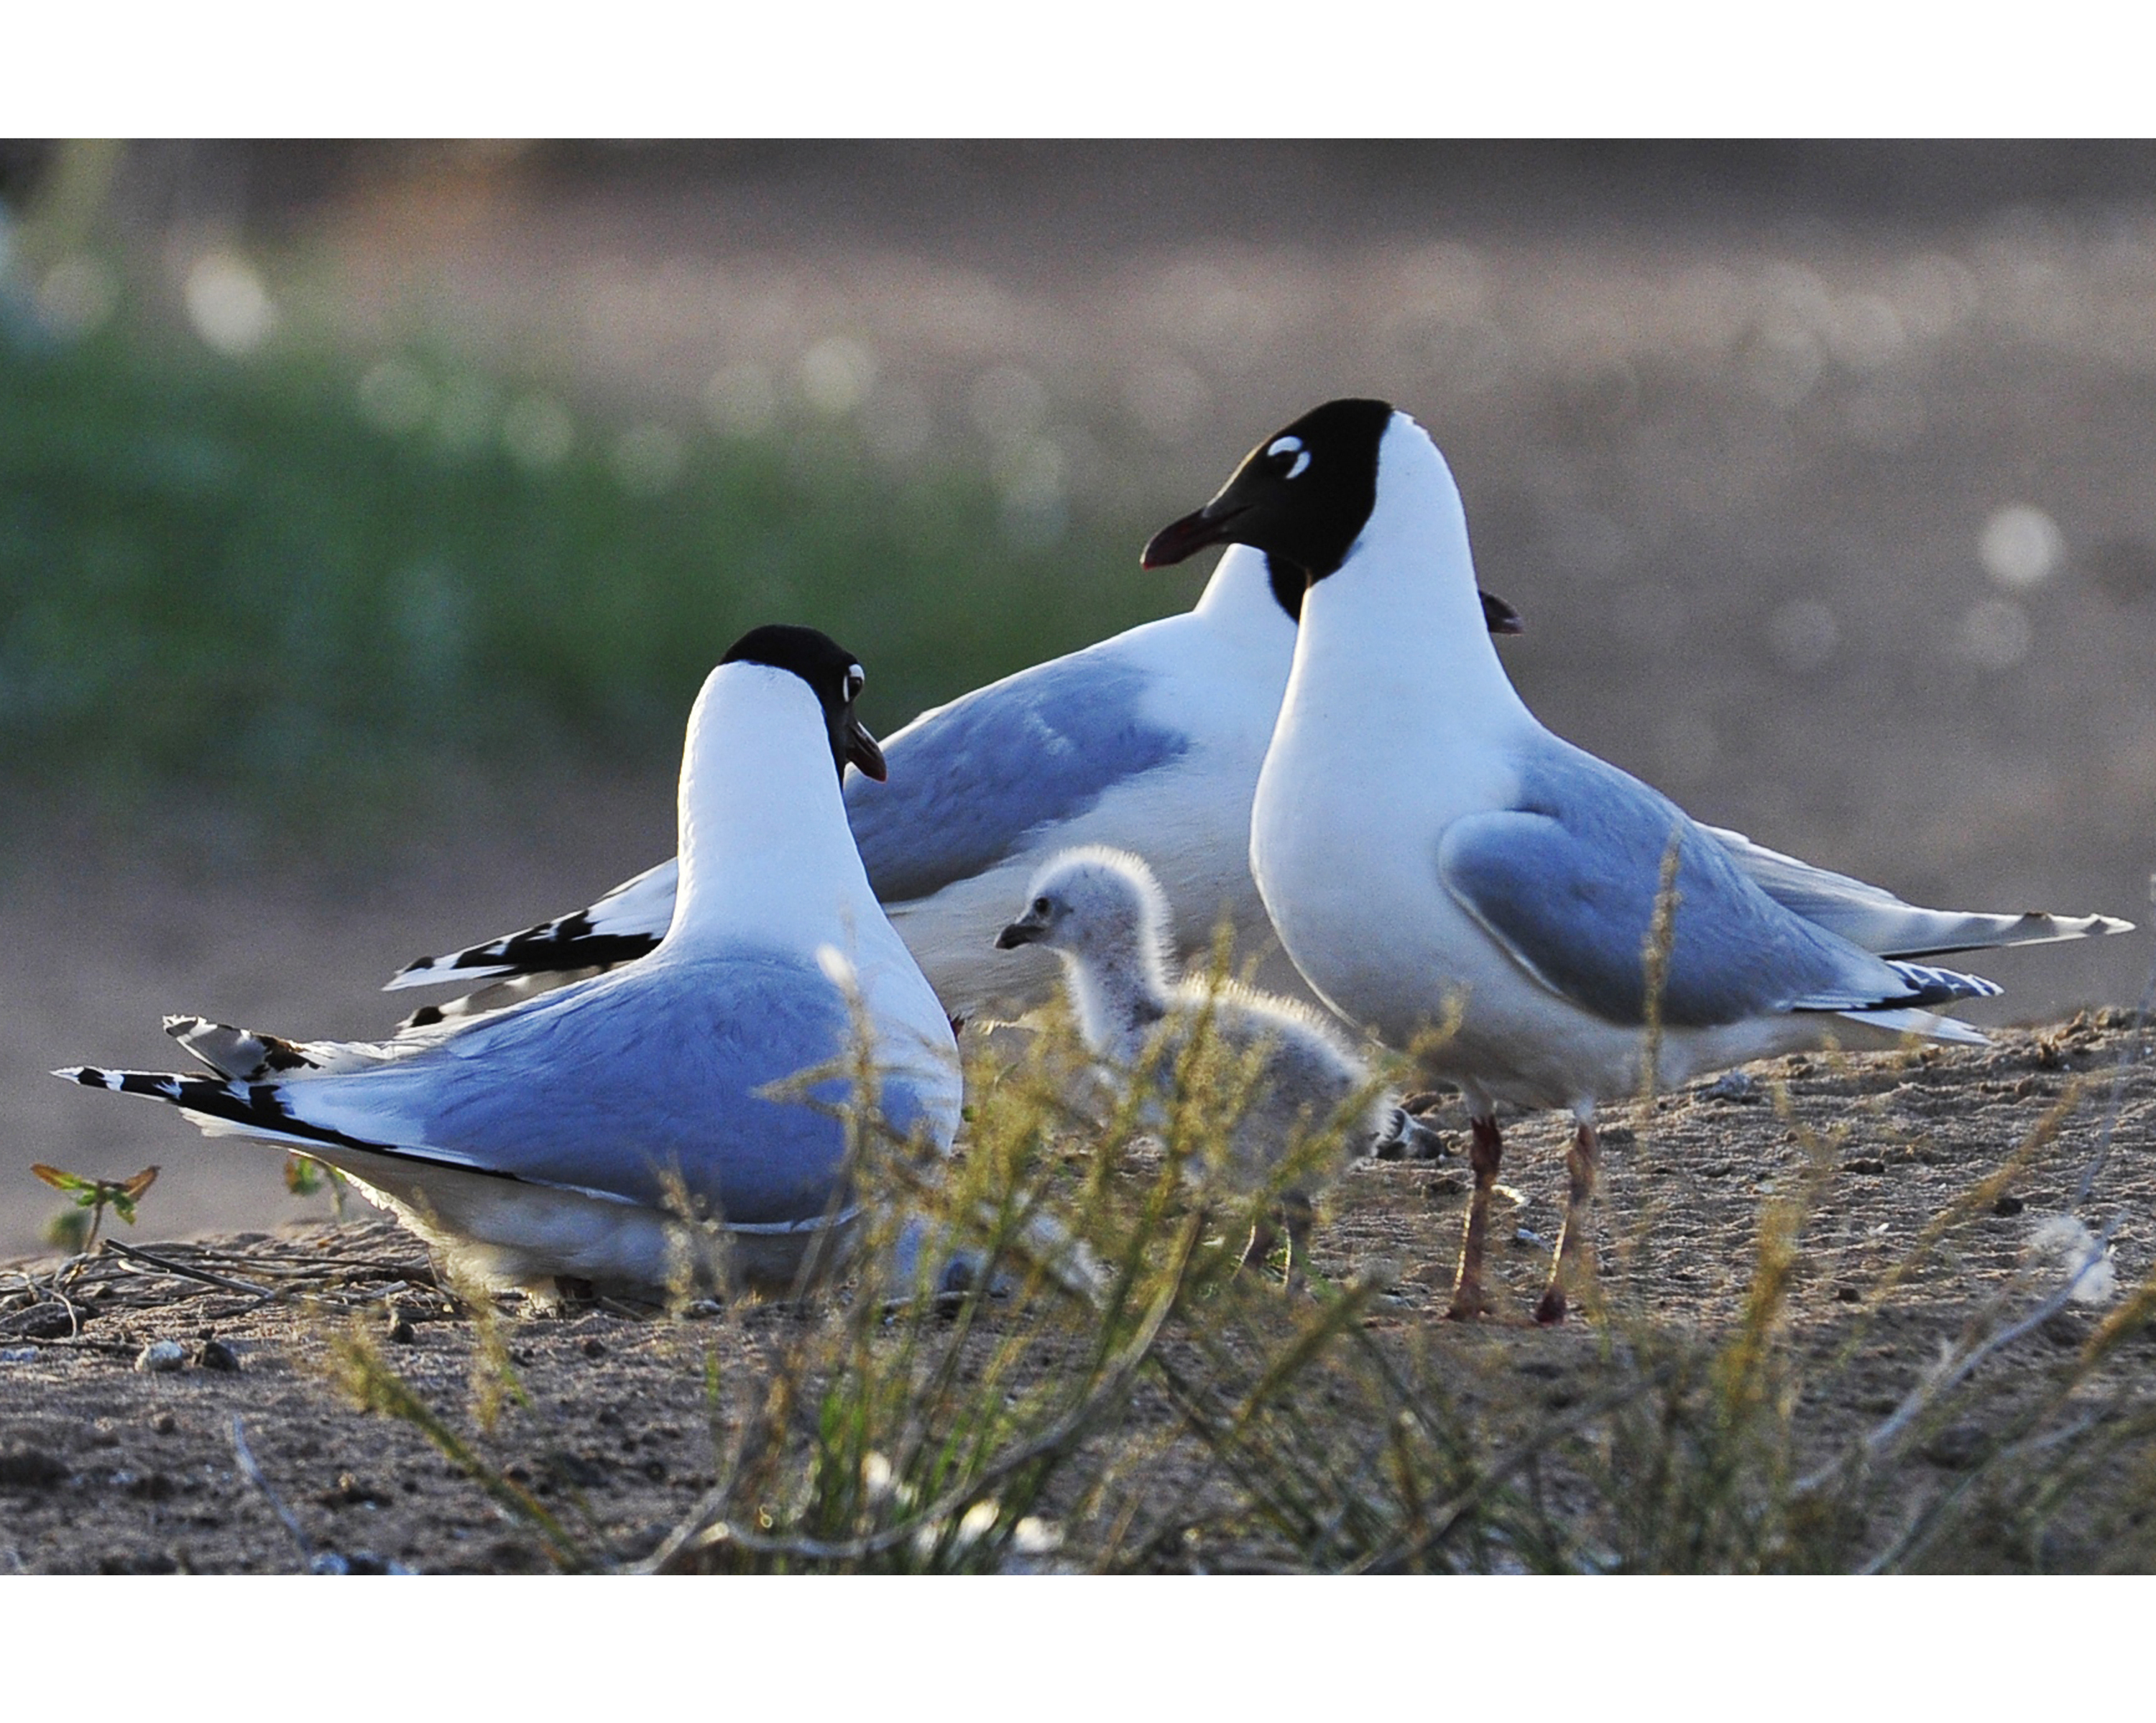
[[32, 1162, 157, 1252], [40, 1208, 91, 1255], [283, 1151, 353, 1219]]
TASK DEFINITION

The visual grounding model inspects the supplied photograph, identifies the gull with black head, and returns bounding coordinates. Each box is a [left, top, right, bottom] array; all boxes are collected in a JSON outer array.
[[1145, 398, 2134, 1324], [57, 626, 962, 1303]]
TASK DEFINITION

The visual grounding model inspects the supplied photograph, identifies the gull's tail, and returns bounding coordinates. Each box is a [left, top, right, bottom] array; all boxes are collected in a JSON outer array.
[[53, 1062, 346, 1150], [162, 1012, 444, 1079], [1828, 957, 2004, 1046], [1709, 823, 2135, 958]]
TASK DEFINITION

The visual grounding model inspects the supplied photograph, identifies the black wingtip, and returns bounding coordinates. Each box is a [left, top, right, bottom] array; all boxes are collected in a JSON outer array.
[[1887, 959, 2004, 1008]]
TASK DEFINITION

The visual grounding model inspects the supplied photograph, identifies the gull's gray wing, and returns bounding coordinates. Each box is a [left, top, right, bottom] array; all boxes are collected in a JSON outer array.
[[1703, 823, 2133, 958], [845, 648, 1190, 905], [1438, 737, 1922, 1029], [298, 955, 939, 1226]]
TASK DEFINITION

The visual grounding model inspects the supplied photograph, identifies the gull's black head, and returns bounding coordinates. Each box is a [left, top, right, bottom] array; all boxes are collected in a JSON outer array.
[[720, 624, 887, 783], [1148, 399, 1524, 637], [1144, 397, 1393, 583]]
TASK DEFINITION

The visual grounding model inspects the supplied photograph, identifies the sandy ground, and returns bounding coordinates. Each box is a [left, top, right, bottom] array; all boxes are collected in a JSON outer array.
[[3, 1015, 2151, 1574]]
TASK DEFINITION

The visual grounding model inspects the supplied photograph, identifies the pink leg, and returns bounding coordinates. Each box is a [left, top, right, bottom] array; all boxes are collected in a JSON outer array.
[[1447, 1115, 1503, 1321], [1534, 1120, 1600, 1326]]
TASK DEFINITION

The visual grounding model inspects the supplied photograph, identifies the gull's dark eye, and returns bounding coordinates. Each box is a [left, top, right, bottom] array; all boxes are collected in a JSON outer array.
[[1032, 897, 1051, 916], [1267, 434, 1310, 479], [845, 665, 865, 700]]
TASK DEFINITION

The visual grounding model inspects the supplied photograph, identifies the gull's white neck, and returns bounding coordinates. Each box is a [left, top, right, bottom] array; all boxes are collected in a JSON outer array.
[[667, 662, 872, 951], [1283, 413, 1532, 748], [1190, 544, 1296, 651]]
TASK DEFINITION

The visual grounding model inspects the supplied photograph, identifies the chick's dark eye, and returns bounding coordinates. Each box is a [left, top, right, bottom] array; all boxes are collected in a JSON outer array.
[[1032, 897, 1050, 916]]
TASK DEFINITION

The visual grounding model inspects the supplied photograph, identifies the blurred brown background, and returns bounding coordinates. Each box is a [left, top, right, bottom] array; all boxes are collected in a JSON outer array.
[[4, 141, 2152, 1256]]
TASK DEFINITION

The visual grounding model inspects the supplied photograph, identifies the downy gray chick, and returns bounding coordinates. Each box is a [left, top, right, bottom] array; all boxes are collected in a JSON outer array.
[[996, 845, 1439, 1288]]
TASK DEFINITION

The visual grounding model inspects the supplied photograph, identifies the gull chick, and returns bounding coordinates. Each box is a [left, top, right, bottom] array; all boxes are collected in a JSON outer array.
[[58, 627, 961, 1303], [1144, 397, 2134, 1324], [995, 846, 1435, 1287]]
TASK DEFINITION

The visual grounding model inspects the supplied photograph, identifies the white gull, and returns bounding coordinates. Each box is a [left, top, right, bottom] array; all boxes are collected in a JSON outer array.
[[58, 627, 961, 1303], [1142, 398, 2134, 1324]]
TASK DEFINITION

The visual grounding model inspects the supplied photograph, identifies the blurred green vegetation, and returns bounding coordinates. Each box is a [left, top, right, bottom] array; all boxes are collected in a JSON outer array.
[[0, 297, 1156, 840]]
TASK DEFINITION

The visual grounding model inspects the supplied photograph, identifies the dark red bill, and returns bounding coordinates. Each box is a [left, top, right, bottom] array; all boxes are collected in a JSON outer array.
[[1141, 503, 1249, 570], [847, 719, 888, 781]]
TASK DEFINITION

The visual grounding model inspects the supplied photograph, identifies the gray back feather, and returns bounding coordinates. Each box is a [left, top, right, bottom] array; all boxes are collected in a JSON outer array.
[[845, 651, 1189, 904], [356, 953, 937, 1225]]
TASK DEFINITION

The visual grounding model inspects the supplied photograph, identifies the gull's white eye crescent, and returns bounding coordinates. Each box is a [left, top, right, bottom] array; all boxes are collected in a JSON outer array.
[[846, 664, 865, 698], [1267, 435, 1311, 479]]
